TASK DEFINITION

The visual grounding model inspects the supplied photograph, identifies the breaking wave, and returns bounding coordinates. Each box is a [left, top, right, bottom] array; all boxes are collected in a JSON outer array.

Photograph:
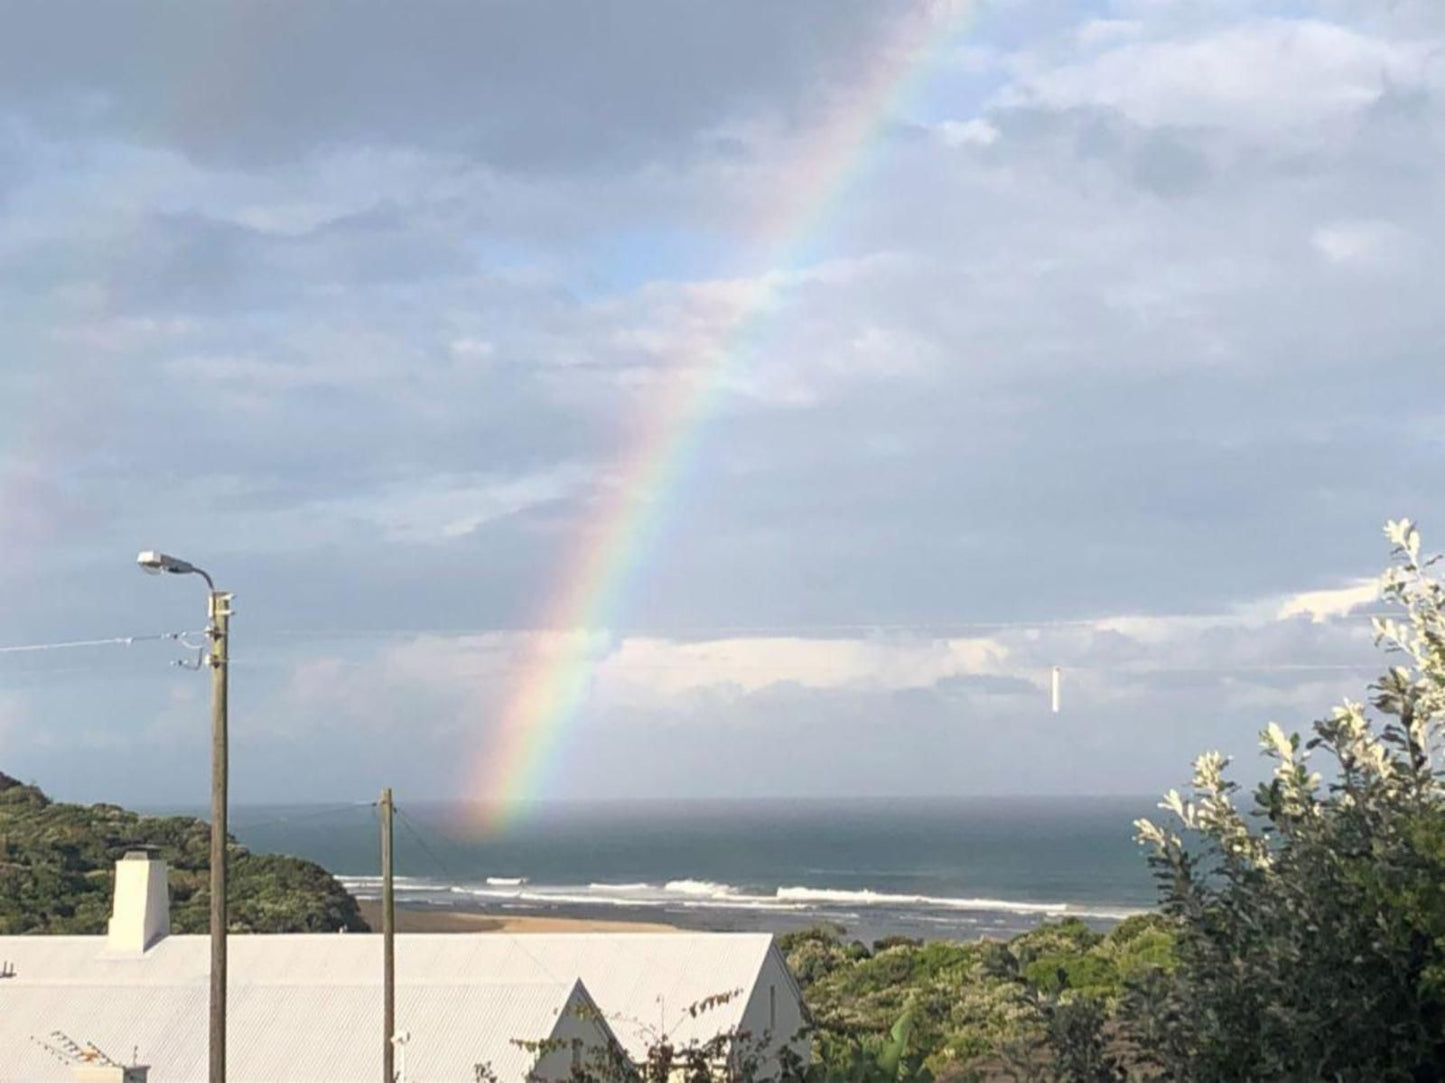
[[776, 886, 1066, 914], [337, 874, 1141, 922], [663, 880, 739, 898]]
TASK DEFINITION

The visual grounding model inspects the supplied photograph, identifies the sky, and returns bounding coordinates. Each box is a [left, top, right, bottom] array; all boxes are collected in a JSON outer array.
[[1, 0, 1443, 809]]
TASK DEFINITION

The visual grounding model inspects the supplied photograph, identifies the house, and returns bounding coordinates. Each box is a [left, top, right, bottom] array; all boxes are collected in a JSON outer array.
[[0, 851, 809, 1082]]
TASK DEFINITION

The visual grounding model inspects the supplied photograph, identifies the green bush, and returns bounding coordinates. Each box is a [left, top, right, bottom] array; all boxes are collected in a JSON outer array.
[[1122, 519, 1445, 1081]]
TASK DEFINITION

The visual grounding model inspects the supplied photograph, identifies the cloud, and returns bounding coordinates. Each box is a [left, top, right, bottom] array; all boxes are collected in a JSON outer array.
[[0, 0, 909, 171], [593, 633, 1011, 702], [1311, 219, 1410, 268], [937, 118, 1001, 147], [3, 1, 1445, 803], [1000, 18, 1435, 137], [207, 579, 1391, 801], [1077, 19, 1146, 48], [316, 469, 592, 544], [1274, 579, 1379, 622]]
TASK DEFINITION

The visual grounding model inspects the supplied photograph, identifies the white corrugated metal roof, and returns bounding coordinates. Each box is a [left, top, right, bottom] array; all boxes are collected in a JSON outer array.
[[454, 933, 777, 1056], [0, 932, 781, 1079], [3, 979, 594, 1082]]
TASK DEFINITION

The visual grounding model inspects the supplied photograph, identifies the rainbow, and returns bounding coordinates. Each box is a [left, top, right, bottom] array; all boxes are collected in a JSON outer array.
[[469, 1, 985, 829]]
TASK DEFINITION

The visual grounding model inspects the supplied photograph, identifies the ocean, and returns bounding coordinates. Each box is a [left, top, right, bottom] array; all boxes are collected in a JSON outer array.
[[228, 796, 1159, 943]]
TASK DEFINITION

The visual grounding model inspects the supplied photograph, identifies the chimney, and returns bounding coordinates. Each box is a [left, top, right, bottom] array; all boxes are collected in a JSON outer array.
[[72, 1067, 148, 1083], [107, 849, 170, 953]]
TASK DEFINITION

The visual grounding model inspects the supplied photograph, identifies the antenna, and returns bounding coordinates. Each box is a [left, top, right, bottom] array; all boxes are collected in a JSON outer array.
[[29, 1032, 121, 1066], [1051, 666, 1061, 713], [30, 1035, 70, 1065]]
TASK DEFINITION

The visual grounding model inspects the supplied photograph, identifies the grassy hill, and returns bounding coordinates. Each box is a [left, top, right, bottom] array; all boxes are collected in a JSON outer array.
[[0, 770, 368, 935]]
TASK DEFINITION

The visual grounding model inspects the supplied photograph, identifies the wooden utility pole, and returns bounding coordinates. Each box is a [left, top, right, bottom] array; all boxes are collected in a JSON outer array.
[[209, 589, 232, 1083], [381, 787, 395, 1083], [134, 552, 231, 1083]]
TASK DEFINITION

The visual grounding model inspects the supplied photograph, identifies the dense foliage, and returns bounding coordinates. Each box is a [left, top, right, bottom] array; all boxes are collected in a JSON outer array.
[[779, 916, 1173, 1082], [0, 773, 368, 934], [1120, 519, 1445, 1082]]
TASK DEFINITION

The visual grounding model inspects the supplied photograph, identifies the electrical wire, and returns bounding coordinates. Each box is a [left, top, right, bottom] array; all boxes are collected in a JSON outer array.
[[0, 605, 1404, 689], [392, 803, 567, 982], [228, 801, 376, 832], [391, 805, 463, 886], [0, 631, 205, 655], [260, 608, 1399, 642]]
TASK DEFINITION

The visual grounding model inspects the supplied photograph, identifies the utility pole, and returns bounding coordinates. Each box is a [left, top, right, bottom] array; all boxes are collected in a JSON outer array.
[[381, 787, 395, 1083], [209, 589, 232, 1083], [137, 551, 231, 1083]]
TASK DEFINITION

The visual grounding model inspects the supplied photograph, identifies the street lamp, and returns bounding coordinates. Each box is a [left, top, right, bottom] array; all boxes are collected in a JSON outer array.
[[138, 550, 232, 1083]]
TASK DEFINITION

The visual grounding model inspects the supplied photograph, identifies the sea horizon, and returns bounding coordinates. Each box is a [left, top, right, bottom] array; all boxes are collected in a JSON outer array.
[[176, 795, 1162, 943]]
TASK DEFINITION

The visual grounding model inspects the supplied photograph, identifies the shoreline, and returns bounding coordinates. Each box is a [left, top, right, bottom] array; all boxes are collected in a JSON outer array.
[[356, 899, 679, 934], [350, 894, 1132, 943]]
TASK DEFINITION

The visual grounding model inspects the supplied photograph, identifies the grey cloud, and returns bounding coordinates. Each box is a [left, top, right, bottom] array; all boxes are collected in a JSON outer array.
[[0, 0, 907, 171], [936, 673, 1042, 697], [5, 1, 1445, 803], [4, 206, 477, 315]]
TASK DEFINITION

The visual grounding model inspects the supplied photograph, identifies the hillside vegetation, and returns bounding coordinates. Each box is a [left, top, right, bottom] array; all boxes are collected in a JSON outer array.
[[0, 772, 368, 935], [781, 916, 1173, 1081]]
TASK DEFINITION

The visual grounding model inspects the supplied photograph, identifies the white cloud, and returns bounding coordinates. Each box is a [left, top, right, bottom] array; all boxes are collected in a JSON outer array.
[[1002, 19, 1432, 136], [1275, 578, 1379, 622], [164, 354, 328, 392], [449, 337, 495, 363], [1077, 20, 1146, 48], [937, 118, 1001, 147], [1311, 219, 1409, 268], [593, 634, 1011, 701], [259, 572, 1392, 733], [317, 469, 590, 543]]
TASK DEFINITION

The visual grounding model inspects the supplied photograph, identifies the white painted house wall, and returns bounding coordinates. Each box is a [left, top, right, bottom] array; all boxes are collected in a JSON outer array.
[[736, 943, 811, 1071]]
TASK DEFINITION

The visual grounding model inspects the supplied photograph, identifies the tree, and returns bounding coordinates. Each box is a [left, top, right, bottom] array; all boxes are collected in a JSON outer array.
[[0, 776, 367, 935], [1126, 519, 1445, 1081]]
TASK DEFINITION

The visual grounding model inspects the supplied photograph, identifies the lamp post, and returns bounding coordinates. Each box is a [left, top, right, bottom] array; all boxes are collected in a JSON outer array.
[[137, 550, 231, 1083]]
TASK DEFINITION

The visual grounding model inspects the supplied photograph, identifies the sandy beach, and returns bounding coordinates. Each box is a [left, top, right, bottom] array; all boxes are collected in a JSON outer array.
[[356, 900, 678, 934]]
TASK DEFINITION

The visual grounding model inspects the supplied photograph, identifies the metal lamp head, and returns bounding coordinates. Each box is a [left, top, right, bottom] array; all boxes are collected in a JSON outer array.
[[136, 551, 196, 576]]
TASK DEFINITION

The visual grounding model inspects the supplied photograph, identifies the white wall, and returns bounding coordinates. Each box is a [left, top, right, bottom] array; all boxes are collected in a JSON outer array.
[[736, 945, 810, 1077], [530, 985, 626, 1083]]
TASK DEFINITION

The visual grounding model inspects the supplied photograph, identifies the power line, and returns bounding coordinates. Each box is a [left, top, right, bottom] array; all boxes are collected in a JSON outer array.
[[228, 801, 375, 833], [391, 805, 462, 886], [0, 605, 1402, 690], [206, 656, 1380, 679], [0, 631, 204, 655], [0, 602, 1397, 660], [391, 803, 566, 982], [260, 609, 1398, 641]]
